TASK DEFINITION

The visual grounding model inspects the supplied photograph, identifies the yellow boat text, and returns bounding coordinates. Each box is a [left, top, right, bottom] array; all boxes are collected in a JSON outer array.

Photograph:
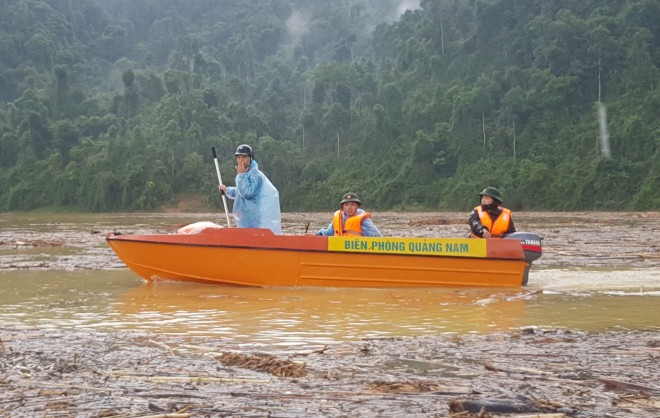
[[328, 237, 486, 257]]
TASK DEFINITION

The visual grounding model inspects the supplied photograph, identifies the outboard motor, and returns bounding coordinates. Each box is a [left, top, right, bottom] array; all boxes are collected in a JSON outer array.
[[504, 232, 543, 285]]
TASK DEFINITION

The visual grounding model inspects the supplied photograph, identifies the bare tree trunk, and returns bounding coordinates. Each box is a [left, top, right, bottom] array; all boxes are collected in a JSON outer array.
[[440, 16, 445, 56], [598, 58, 602, 103], [482, 113, 486, 151], [513, 121, 516, 160]]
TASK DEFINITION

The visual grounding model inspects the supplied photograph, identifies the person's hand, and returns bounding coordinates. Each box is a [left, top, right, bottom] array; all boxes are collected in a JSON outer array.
[[235, 163, 249, 174], [218, 185, 227, 195], [482, 229, 492, 239]]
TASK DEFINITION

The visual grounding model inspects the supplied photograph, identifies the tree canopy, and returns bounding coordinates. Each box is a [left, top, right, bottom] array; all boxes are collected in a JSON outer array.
[[1, 0, 659, 212]]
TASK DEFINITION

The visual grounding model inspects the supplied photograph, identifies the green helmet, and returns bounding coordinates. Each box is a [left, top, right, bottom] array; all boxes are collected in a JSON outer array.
[[479, 186, 503, 203], [339, 192, 362, 206]]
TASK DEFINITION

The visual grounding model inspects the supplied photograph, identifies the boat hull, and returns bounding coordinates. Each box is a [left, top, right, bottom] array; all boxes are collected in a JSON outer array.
[[107, 228, 532, 288]]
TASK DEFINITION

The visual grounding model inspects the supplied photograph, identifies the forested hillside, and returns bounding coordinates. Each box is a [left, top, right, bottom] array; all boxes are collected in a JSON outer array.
[[1, 0, 659, 212]]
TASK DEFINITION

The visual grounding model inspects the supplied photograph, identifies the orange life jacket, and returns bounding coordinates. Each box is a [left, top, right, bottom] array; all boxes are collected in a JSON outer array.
[[332, 210, 370, 236], [472, 206, 512, 238]]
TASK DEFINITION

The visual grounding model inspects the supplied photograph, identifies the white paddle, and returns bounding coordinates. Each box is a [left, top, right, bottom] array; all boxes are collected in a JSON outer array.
[[211, 147, 232, 227]]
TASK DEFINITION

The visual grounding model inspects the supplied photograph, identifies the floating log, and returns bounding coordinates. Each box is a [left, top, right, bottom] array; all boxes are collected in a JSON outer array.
[[408, 219, 466, 226], [112, 373, 269, 384], [448, 398, 543, 414], [598, 377, 660, 393]]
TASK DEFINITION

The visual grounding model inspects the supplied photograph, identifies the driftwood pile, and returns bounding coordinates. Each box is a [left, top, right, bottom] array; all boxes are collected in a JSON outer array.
[[218, 352, 307, 377], [1, 328, 659, 417]]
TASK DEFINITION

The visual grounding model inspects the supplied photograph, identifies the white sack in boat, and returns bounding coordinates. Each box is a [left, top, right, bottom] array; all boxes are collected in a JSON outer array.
[[177, 221, 223, 234]]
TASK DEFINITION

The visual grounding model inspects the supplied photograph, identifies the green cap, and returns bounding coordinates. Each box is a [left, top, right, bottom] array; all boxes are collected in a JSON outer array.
[[339, 192, 362, 206], [479, 186, 503, 203]]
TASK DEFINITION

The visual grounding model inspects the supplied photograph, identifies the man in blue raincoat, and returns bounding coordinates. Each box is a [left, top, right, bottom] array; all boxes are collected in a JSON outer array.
[[218, 144, 282, 234]]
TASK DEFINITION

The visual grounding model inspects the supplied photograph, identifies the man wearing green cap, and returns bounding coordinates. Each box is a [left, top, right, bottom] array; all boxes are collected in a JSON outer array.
[[316, 192, 383, 237], [469, 186, 516, 238]]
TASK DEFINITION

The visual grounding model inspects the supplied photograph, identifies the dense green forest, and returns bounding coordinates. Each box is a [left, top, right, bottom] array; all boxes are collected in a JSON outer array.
[[1, 0, 659, 212]]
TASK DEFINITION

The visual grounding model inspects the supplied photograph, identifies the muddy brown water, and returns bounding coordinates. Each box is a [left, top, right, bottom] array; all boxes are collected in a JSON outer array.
[[1, 211, 659, 348], [1, 211, 660, 417]]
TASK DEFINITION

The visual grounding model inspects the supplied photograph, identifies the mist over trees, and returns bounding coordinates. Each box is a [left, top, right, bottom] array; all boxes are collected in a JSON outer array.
[[1, 0, 658, 212]]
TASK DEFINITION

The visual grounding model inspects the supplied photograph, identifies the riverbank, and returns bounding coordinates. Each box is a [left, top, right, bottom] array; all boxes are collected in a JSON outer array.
[[2, 328, 659, 417]]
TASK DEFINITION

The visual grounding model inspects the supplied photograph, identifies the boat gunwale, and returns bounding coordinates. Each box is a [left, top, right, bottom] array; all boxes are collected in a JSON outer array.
[[106, 234, 527, 262]]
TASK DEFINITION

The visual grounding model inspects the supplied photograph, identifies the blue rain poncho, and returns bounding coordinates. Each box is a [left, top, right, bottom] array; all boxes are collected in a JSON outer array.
[[225, 160, 282, 234]]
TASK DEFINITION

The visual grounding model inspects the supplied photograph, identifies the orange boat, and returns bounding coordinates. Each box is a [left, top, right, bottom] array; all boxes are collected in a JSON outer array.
[[106, 228, 542, 288]]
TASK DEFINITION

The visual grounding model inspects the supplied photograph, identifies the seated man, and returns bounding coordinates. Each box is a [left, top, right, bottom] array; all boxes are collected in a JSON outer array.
[[469, 186, 516, 238], [316, 192, 383, 237]]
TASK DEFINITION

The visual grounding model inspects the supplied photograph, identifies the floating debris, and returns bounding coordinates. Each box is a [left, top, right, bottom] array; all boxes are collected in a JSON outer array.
[[1, 329, 659, 416], [217, 352, 307, 377]]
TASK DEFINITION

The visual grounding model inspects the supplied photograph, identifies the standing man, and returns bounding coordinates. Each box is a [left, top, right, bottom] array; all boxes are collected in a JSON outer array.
[[218, 144, 281, 234], [469, 186, 515, 238], [316, 192, 383, 237]]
